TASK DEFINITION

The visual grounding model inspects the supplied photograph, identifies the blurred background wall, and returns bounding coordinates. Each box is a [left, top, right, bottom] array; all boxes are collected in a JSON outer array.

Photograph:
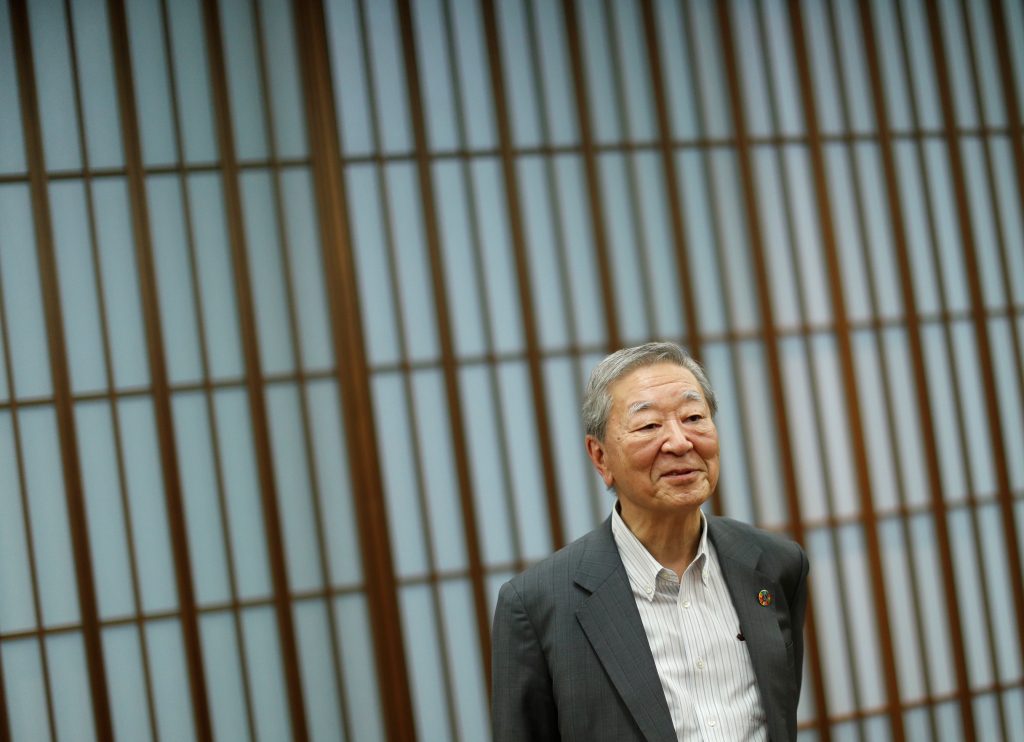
[[0, 0, 1022, 740]]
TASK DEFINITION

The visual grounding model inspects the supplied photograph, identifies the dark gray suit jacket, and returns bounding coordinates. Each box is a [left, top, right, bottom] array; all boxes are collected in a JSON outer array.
[[492, 515, 808, 741]]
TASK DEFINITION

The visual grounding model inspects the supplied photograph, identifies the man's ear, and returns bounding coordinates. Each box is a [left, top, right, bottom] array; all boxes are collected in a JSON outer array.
[[585, 435, 614, 488]]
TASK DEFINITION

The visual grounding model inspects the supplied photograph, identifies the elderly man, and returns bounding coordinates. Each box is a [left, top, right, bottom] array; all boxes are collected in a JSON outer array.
[[492, 342, 808, 741]]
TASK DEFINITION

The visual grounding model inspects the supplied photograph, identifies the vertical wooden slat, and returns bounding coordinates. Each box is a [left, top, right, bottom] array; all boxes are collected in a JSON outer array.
[[710, 2, 832, 738], [560, 0, 621, 350], [785, 0, 906, 737], [198, 2, 309, 739], [923, 0, 1024, 695], [857, 0, 976, 736], [7, 0, 114, 738], [63, 2, 163, 738], [479, 0, 567, 556], [290, 0, 416, 737], [394, 0, 494, 693]]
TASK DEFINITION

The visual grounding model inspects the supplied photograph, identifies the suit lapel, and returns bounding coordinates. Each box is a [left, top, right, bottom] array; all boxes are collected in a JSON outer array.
[[710, 518, 794, 742], [574, 520, 676, 742]]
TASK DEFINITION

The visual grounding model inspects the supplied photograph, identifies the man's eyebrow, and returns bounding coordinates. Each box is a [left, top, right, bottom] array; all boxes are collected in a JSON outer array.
[[625, 391, 703, 419], [682, 390, 703, 403]]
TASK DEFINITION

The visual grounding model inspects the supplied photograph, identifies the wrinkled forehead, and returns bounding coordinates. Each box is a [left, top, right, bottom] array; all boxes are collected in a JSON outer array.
[[609, 363, 705, 411]]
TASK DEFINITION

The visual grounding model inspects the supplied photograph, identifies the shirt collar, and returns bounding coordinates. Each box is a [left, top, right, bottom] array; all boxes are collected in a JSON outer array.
[[611, 503, 711, 602]]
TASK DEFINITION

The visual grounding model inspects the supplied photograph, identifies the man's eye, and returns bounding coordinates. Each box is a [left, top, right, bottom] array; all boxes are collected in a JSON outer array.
[[639, 423, 659, 431], [686, 414, 703, 423]]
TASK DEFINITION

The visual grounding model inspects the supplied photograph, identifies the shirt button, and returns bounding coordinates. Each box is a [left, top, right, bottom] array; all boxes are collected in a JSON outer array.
[[644, 585, 652, 595], [682, 600, 691, 609], [708, 720, 717, 728], [696, 659, 705, 670]]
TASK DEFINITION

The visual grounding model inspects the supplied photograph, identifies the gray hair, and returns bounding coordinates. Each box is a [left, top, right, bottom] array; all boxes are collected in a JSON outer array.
[[582, 342, 717, 441]]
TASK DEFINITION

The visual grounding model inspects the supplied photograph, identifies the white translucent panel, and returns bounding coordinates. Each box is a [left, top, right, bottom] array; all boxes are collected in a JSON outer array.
[[293, 600, 345, 742], [893, 143, 941, 314], [1005, 688, 1024, 740], [796, 731, 817, 742], [553, 156, 606, 346], [498, 361, 553, 560], [0, 307, 7, 402], [371, 372, 428, 577], [752, 146, 801, 327], [972, 694, 1001, 741], [191, 174, 245, 380], [923, 146, 969, 314], [529, 0, 577, 145], [541, 358, 600, 543], [218, 0, 269, 159], [519, 156, 573, 349], [456, 368, 520, 565], [147, 175, 203, 384], [835, 0, 877, 133], [906, 514, 956, 696], [412, 0, 458, 151], [75, 401, 135, 619], [448, 0, 497, 149], [963, 0, 1006, 125], [0, 185, 52, 397], [898, 0, 942, 129], [736, 341, 788, 527], [903, 708, 932, 741], [240, 170, 296, 376], [824, 145, 872, 323], [102, 625, 154, 742], [597, 153, 649, 345], [947, 509, 995, 686], [1004, 0, 1024, 116], [165, 0, 217, 163], [608, 0, 655, 140], [800, 0, 843, 135], [214, 388, 272, 598], [363, 0, 412, 153], [125, 0, 177, 165], [949, 321, 997, 496], [811, 335, 859, 519], [66, 0, 123, 168], [783, 147, 831, 326], [47, 632, 97, 742], [0, 0, 27, 175], [934, 701, 963, 742], [653, 0, 700, 139], [806, 528, 856, 714], [0, 412, 36, 632], [710, 151, 759, 332], [242, 607, 292, 742], [399, 585, 452, 740], [265, 383, 322, 591], [257, 0, 308, 158], [836, 525, 886, 708], [433, 162, 486, 357], [21, 407, 79, 625], [27, 0, 82, 170], [145, 619, 196, 742], [728, 0, 772, 136], [850, 332, 899, 513], [119, 398, 178, 612], [335, 594, 385, 740], [977, 503, 1023, 681], [779, 337, 830, 523], [861, 716, 891, 742], [325, 0, 374, 155], [199, 611, 251, 742], [676, 152, 728, 335], [1, 639, 51, 741], [868, 0, 912, 131], [701, 343, 755, 524], [988, 320, 1024, 492], [854, 144, 903, 319], [384, 163, 440, 363], [171, 392, 231, 605], [280, 169, 333, 372], [686, 0, 732, 137], [411, 370, 468, 571], [581, 0, 618, 143], [990, 138, 1024, 305], [439, 580, 488, 741], [306, 381, 362, 586], [936, 0, 979, 127], [93, 179, 150, 388], [496, 0, 541, 146], [961, 139, 1006, 310], [635, 155, 685, 339], [346, 165, 402, 366]]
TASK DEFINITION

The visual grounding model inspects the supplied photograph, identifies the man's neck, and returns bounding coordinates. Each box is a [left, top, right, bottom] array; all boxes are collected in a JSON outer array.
[[617, 502, 704, 576]]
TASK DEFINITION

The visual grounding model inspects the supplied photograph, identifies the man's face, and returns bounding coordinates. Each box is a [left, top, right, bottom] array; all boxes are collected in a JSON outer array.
[[586, 362, 720, 519]]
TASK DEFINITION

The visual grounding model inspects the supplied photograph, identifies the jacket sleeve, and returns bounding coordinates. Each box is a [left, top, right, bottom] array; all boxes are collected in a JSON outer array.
[[491, 580, 559, 742], [788, 545, 810, 699]]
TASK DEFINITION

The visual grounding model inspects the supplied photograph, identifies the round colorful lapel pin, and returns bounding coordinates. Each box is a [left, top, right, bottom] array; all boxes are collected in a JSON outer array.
[[758, 589, 773, 607]]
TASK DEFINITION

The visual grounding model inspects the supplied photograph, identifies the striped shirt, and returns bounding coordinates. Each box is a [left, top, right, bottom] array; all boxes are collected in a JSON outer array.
[[611, 506, 768, 741]]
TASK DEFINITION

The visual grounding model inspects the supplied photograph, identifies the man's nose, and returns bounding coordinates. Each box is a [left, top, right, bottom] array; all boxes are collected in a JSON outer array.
[[661, 420, 694, 453]]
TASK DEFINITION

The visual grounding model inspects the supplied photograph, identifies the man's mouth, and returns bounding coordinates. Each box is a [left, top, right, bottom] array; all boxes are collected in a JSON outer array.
[[661, 467, 699, 479]]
